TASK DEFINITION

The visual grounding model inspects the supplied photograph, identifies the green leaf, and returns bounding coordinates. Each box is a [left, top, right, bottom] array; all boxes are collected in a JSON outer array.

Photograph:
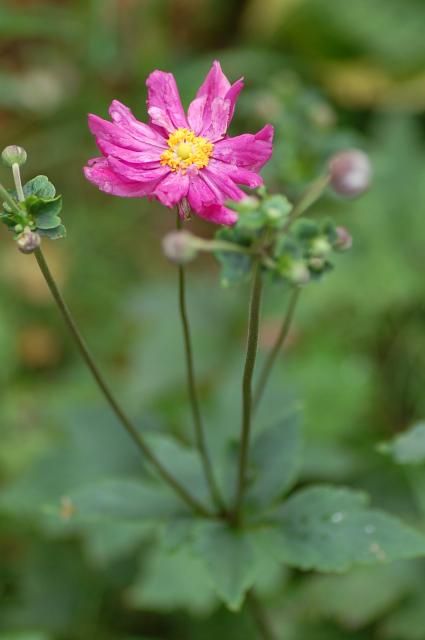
[[261, 194, 292, 226], [143, 433, 213, 507], [246, 413, 302, 507], [128, 543, 216, 614], [192, 521, 259, 611], [270, 486, 425, 572], [38, 224, 66, 240], [23, 175, 56, 199], [378, 422, 425, 465], [50, 478, 185, 524], [296, 563, 416, 629], [27, 194, 63, 220]]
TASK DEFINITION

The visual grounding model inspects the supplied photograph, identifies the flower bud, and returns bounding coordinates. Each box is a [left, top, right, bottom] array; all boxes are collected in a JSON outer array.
[[334, 226, 353, 251], [308, 256, 326, 271], [238, 195, 260, 212], [310, 235, 332, 258], [329, 149, 371, 198], [2, 145, 27, 168], [287, 260, 310, 286], [16, 227, 41, 254], [162, 230, 198, 264]]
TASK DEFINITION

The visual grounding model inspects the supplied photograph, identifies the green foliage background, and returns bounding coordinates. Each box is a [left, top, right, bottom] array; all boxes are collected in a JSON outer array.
[[1, 0, 425, 638]]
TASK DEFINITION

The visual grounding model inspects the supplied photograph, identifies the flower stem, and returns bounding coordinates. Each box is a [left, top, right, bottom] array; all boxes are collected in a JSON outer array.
[[176, 215, 225, 512], [283, 174, 330, 232], [253, 288, 301, 412], [12, 163, 25, 202], [246, 591, 277, 640], [33, 247, 213, 518], [233, 260, 263, 523]]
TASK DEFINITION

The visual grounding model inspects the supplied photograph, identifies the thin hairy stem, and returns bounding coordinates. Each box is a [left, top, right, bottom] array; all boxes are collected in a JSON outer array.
[[176, 214, 225, 511], [7, 158, 212, 516], [246, 591, 277, 640], [12, 163, 25, 202], [253, 288, 301, 411], [233, 261, 263, 523], [33, 248, 213, 517], [283, 174, 330, 232]]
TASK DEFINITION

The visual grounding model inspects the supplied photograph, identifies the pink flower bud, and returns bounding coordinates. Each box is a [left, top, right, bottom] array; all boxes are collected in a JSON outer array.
[[334, 226, 353, 251], [162, 230, 198, 264], [329, 149, 371, 198]]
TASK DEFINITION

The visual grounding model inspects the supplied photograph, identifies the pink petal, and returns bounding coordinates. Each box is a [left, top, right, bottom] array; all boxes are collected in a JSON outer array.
[[201, 167, 246, 201], [196, 204, 238, 226], [187, 175, 237, 225], [190, 61, 244, 138], [146, 70, 188, 133], [196, 61, 232, 103], [84, 158, 160, 197], [108, 100, 167, 146], [88, 108, 166, 152], [209, 159, 263, 188], [187, 96, 209, 136], [96, 138, 165, 165], [225, 78, 244, 123], [154, 172, 190, 208], [107, 156, 170, 182], [202, 97, 231, 142], [187, 174, 216, 212], [213, 124, 274, 170]]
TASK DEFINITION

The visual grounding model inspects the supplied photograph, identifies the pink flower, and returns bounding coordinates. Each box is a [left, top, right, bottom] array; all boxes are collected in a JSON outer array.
[[84, 61, 274, 225]]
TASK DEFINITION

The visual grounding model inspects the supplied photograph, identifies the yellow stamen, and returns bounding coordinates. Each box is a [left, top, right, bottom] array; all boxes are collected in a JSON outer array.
[[160, 128, 213, 173]]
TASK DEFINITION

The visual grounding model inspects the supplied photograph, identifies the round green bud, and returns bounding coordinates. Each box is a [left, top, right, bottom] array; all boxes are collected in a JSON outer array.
[[162, 230, 198, 264], [2, 145, 27, 168], [16, 227, 41, 254], [310, 236, 332, 258], [308, 256, 326, 271], [287, 260, 310, 286], [238, 196, 260, 213]]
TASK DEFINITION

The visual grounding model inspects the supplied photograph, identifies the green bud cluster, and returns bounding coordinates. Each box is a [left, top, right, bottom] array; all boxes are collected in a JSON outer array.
[[214, 190, 352, 287], [0, 174, 66, 244]]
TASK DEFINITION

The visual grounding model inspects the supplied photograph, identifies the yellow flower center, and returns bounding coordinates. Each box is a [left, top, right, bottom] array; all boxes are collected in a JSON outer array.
[[160, 128, 213, 173]]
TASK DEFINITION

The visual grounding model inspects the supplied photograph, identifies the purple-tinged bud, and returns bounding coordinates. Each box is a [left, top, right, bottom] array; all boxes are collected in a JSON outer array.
[[329, 149, 371, 198], [2, 145, 27, 168], [16, 227, 41, 254], [162, 230, 198, 264], [334, 226, 353, 251]]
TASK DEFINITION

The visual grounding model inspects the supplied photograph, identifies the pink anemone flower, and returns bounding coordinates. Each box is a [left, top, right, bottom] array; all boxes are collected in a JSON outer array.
[[84, 61, 274, 226]]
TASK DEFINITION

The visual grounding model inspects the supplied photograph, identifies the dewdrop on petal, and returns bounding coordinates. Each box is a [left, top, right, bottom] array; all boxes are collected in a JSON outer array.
[[16, 227, 41, 254], [162, 230, 198, 264], [329, 149, 371, 198], [2, 145, 27, 168]]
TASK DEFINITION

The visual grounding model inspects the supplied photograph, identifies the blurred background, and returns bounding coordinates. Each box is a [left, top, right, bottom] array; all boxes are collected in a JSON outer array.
[[1, 1, 425, 638]]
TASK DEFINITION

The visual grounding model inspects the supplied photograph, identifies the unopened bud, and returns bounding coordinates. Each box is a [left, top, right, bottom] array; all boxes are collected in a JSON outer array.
[[287, 260, 310, 286], [2, 145, 27, 168], [162, 230, 198, 264], [308, 256, 326, 271], [334, 226, 353, 251], [238, 196, 260, 212], [329, 149, 371, 198], [310, 236, 332, 258], [16, 227, 41, 254]]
